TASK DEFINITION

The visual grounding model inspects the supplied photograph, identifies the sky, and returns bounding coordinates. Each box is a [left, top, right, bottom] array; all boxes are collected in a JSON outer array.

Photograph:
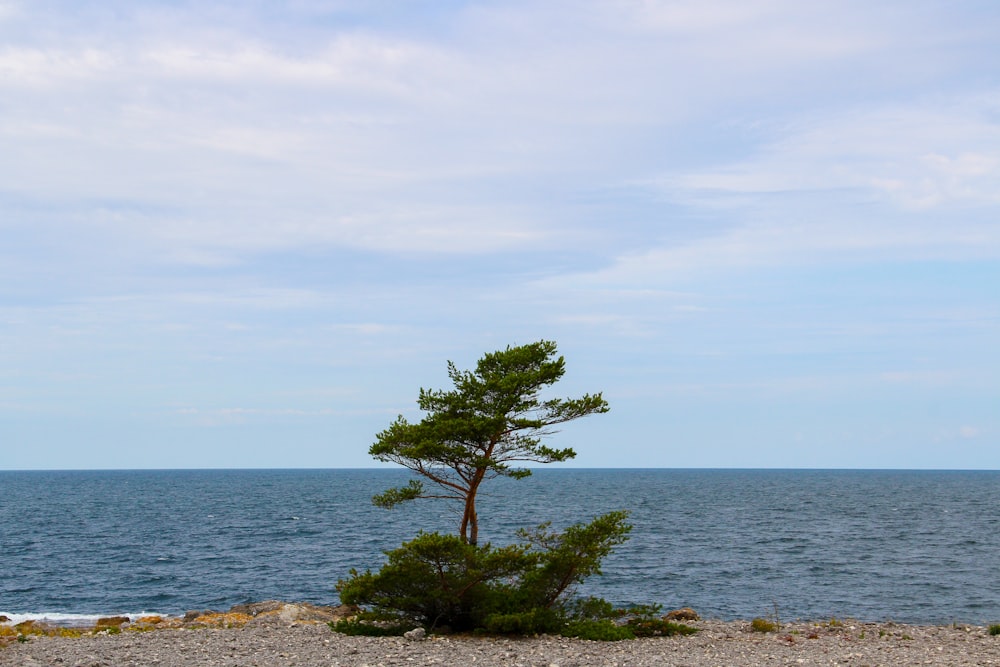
[[1, 0, 998, 470]]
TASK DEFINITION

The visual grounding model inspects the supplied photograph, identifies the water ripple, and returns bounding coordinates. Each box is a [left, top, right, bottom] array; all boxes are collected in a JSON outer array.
[[1, 469, 999, 622]]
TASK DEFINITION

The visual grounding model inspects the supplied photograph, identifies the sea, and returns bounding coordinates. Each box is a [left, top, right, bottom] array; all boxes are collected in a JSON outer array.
[[2, 469, 999, 627]]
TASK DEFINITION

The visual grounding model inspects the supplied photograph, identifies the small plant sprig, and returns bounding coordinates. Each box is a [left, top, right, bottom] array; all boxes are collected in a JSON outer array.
[[750, 617, 778, 633], [988, 624, 1000, 636], [749, 602, 782, 633]]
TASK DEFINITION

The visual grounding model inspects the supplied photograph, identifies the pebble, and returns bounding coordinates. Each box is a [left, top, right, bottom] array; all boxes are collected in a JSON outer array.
[[2, 620, 998, 666]]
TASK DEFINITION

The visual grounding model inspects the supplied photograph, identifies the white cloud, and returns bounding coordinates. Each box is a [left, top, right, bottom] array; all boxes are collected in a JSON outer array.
[[4, 2, 999, 273], [871, 151, 1000, 210], [563, 92, 1000, 288], [140, 202, 547, 260], [165, 288, 332, 310], [665, 95, 1000, 209], [142, 36, 444, 94], [618, 0, 880, 59], [1, 1, 998, 469], [192, 126, 309, 160], [548, 211, 1000, 293], [0, 1, 18, 21], [621, 0, 785, 31], [0, 46, 116, 86]]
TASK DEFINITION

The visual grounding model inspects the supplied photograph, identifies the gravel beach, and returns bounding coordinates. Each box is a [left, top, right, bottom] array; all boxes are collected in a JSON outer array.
[[3, 618, 999, 667]]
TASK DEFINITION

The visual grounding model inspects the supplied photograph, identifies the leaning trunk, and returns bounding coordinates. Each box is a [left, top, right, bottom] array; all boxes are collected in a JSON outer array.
[[461, 492, 479, 545], [461, 472, 486, 546]]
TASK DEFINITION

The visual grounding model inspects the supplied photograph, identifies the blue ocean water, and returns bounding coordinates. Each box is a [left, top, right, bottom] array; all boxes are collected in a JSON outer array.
[[1, 469, 998, 625]]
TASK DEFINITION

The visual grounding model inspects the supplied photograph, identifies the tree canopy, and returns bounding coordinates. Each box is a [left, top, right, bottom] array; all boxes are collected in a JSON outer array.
[[369, 340, 609, 545]]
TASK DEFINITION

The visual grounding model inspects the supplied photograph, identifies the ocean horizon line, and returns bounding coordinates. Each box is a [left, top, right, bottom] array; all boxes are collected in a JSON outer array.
[[2, 466, 998, 473]]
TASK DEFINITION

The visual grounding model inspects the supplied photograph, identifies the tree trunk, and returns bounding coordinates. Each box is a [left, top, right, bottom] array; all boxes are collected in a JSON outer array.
[[462, 474, 484, 546], [461, 492, 479, 545], [469, 506, 478, 546]]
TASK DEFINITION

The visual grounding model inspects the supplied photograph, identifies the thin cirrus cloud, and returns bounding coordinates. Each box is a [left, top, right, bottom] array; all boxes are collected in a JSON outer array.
[[2, 0, 999, 468], [668, 97, 1000, 206], [0, 31, 575, 259], [3, 1, 982, 259], [1, 1, 995, 269], [568, 94, 1000, 289]]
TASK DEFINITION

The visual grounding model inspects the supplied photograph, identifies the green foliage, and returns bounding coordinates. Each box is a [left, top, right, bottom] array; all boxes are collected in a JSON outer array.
[[369, 340, 609, 544], [514, 510, 632, 610], [337, 531, 533, 631], [562, 618, 635, 641], [989, 624, 1000, 636], [559, 604, 698, 640], [565, 595, 618, 621], [750, 617, 778, 633], [372, 479, 423, 509], [481, 607, 564, 635], [337, 512, 632, 633], [329, 617, 414, 637], [619, 604, 696, 638], [626, 618, 698, 638], [481, 605, 698, 641]]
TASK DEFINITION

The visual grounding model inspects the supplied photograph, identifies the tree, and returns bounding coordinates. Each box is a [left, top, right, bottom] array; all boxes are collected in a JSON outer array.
[[337, 531, 532, 631], [336, 511, 633, 633], [370, 340, 609, 545]]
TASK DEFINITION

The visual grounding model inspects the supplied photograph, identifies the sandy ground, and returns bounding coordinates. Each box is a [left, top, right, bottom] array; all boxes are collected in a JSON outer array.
[[2, 617, 999, 666]]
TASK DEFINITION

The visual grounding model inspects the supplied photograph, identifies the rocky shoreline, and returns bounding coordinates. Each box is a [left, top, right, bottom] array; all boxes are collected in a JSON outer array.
[[3, 604, 999, 666]]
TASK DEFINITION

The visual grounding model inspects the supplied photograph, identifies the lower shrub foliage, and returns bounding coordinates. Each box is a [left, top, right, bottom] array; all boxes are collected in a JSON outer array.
[[328, 617, 416, 637], [335, 511, 697, 640]]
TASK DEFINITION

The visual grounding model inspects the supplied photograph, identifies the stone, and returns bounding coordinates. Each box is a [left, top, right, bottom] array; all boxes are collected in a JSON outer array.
[[278, 604, 310, 623], [184, 610, 217, 621], [15, 620, 43, 633], [185, 612, 254, 628], [0, 615, 9, 623], [241, 602, 359, 626], [404, 627, 427, 641], [95, 616, 131, 628], [277, 602, 358, 623], [230, 601, 285, 617], [134, 615, 164, 624], [664, 607, 700, 621]]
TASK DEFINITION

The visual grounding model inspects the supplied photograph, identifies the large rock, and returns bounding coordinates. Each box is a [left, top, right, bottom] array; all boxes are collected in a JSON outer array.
[[664, 607, 700, 621], [274, 603, 357, 623], [229, 601, 285, 617], [185, 612, 254, 628], [235, 601, 359, 625]]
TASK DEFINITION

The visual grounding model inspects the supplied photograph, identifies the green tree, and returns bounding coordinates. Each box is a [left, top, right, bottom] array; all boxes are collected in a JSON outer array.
[[336, 510, 633, 633], [337, 532, 530, 631], [513, 510, 632, 610], [370, 340, 609, 545]]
